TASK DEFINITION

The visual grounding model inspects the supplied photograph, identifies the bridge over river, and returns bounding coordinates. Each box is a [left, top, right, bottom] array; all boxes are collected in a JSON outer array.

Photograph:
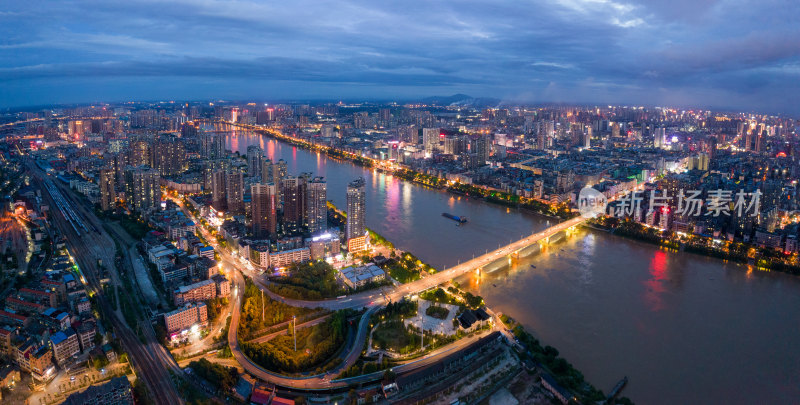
[[256, 214, 589, 311]]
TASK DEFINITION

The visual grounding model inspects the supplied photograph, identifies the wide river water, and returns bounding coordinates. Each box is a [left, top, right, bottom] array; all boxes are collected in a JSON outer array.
[[224, 129, 800, 404]]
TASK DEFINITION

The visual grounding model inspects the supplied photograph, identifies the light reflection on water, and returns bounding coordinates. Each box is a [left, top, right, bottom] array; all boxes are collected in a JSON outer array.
[[459, 229, 800, 404], [223, 129, 552, 270], [223, 129, 800, 405]]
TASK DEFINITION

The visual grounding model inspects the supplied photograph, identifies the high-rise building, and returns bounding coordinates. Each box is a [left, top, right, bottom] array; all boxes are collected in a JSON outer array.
[[687, 153, 710, 171], [281, 175, 306, 232], [204, 159, 230, 191], [211, 170, 227, 211], [654, 127, 666, 149], [379, 108, 391, 122], [128, 139, 151, 167], [422, 128, 440, 152], [99, 169, 115, 211], [707, 136, 718, 159], [556, 170, 575, 193], [399, 125, 419, 144], [180, 122, 198, 138], [411, 127, 421, 145], [611, 122, 621, 138], [388, 141, 401, 161], [744, 129, 753, 151], [256, 108, 275, 125], [112, 152, 129, 186], [246, 145, 264, 179], [267, 159, 288, 204], [201, 132, 213, 158], [260, 159, 273, 184], [584, 127, 592, 148], [444, 135, 466, 155], [227, 107, 240, 123], [201, 132, 226, 159], [754, 130, 764, 153], [68, 120, 86, 140], [536, 121, 554, 150], [346, 178, 366, 241], [124, 166, 160, 213], [225, 170, 244, 215], [251, 183, 277, 239], [153, 135, 186, 176], [353, 111, 370, 128], [214, 133, 226, 158], [306, 177, 327, 234], [469, 135, 489, 165], [321, 124, 335, 138], [273, 159, 287, 181]]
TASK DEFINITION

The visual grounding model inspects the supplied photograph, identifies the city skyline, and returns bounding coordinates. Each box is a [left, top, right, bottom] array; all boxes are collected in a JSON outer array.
[[2, 1, 799, 114], [2, 2, 800, 404], [2, 97, 800, 404]]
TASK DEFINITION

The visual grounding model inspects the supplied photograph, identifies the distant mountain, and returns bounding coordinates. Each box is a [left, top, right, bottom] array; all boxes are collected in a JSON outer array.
[[420, 94, 500, 107]]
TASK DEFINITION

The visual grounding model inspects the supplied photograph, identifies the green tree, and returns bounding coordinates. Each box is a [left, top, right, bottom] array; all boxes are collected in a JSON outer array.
[[188, 358, 238, 393]]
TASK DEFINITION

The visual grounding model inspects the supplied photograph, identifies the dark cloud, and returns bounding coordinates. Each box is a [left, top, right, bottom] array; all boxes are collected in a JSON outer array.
[[0, 0, 798, 113], [0, 56, 478, 88]]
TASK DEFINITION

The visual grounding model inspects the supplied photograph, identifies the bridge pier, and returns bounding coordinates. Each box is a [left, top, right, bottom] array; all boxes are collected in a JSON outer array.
[[539, 236, 550, 248], [508, 251, 520, 265]]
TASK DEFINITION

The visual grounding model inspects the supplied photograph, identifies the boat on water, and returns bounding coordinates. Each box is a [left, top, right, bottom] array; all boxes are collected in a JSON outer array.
[[607, 376, 629, 401], [442, 212, 468, 223]]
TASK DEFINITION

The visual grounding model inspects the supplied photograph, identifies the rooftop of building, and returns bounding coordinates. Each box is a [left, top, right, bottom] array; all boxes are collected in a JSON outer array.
[[50, 329, 76, 345], [340, 263, 385, 282], [164, 302, 206, 317], [175, 279, 214, 294], [0, 364, 17, 379], [62, 376, 131, 405], [540, 372, 572, 398]]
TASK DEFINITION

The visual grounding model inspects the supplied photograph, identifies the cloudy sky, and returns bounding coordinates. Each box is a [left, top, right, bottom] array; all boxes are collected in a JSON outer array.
[[1, 0, 799, 113]]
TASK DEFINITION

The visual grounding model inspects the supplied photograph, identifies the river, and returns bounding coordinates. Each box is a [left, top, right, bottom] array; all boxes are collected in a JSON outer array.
[[223, 128, 800, 404]]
